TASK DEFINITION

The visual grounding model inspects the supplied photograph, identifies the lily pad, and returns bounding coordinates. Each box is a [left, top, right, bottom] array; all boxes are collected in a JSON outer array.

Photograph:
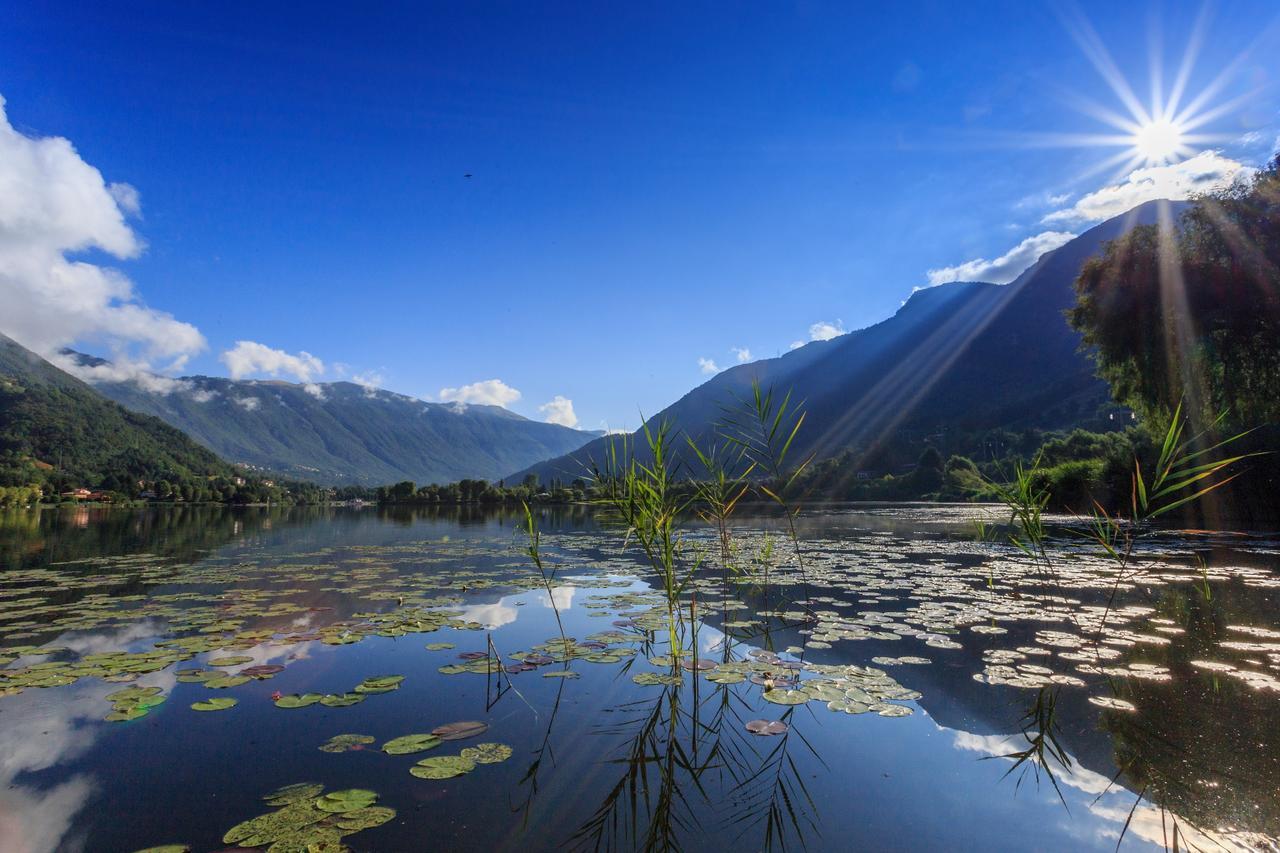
[[208, 655, 253, 666], [459, 742, 512, 764], [204, 675, 251, 689], [382, 734, 442, 755], [425, 642, 455, 651], [319, 692, 365, 707], [314, 789, 378, 813], [191, 697, 238, 712], [354, 674, 404, 694], [761, 688, 809, 705], [263, 783, 324, 807], [274, 693, 322, 709], [745, 719, 789, 736], [432, 720, 488, 741], [332, 805, 396, 832], [318, 733, 375, 753], [409, 755, 476, 779]]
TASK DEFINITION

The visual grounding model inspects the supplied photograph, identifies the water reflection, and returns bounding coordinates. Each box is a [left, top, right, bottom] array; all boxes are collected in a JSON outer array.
[[0, 505, 1275, 852]]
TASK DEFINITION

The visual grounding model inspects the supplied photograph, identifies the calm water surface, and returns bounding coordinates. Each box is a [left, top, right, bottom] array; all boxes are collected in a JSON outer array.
[[0, 504, 1277, 852]]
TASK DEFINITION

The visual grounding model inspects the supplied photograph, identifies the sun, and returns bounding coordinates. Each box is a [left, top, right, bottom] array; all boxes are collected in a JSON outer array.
[[1016, 9, 1257, 183], [1131, 118, 1186, 165]]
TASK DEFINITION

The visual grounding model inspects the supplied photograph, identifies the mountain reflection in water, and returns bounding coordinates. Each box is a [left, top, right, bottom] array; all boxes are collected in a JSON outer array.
[[0, 504, 1275, 852]]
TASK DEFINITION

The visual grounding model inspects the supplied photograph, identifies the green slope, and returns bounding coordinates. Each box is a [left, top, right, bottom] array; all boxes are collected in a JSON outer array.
[[0, 334, 239, 490]]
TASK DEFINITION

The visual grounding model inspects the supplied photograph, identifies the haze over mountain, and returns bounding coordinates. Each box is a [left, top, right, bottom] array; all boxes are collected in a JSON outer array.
[[0, 333, 239, 489], [513, 199, 1182, 483], [78, 368, 600, 486]]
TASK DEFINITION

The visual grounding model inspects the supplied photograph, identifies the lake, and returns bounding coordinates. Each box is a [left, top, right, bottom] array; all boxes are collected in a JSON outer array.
[[0, 503, 1276, 852]]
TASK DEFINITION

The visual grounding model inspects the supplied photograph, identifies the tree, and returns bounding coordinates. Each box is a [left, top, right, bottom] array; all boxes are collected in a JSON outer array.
[[1069, 157, 1280, 432], [1069, 157, 1280, 522]]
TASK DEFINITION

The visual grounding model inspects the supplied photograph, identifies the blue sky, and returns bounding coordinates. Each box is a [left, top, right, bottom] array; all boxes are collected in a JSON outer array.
[[1, 1, 1277, 430]]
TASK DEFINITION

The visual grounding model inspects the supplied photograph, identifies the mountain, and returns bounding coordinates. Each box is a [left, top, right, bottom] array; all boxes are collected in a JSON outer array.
[[513, 199, 1183, 482], [83, 372, 599, 486], [0, 333, 238, 489]]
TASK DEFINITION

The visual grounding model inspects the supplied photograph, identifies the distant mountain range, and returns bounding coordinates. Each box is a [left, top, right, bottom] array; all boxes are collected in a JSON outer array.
[[78, 370, 599, 486], [512, 200, 1182, 483], [0, 333, 239, 489]]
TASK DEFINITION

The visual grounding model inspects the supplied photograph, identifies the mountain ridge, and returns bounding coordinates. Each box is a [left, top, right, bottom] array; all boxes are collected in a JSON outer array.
[[511, 199, 1184, 482], [78, 368, 599, 486]]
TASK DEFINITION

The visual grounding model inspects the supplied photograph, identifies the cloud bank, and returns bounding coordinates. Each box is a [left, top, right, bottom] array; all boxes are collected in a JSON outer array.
[[0, 96, 205, 367], [1042, 151, 1252, 226], [926, 230, 1076, 286], [790, 319, 846, 350], [438, 378, 521, 407], [221, 340, 324, 382], [539, 395, 579, 427]]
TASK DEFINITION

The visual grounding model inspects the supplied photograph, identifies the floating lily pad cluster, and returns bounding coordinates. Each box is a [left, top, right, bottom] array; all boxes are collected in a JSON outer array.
[[207, 782, 395, 850], [0, 541, 587, 701], [105, 685, 166, 722], [275, 675, 403, 708], [438, 632, 638, 678]]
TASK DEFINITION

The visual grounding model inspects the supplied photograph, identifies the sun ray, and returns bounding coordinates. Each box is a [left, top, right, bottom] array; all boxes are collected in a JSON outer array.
[[1060, 7, 1151, 127], [1164, 2, 1212, 120]]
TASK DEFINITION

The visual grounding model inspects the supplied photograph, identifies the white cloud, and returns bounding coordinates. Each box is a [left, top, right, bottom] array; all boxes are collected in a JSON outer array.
[[438, 378, 521, 408], [220, 340, 324, 382], [302, 383, 326, 400], [350, 370, 384, 388], [0, 95, 206, 367], [698, 357, 720, 375], [808, 320, 845, 341], [1042, 151, 1252, 226], [731, 346, 752, 363], [926, 230, 1076, 286], [539, 395, 579, 428], [234, 396, 261, 411]]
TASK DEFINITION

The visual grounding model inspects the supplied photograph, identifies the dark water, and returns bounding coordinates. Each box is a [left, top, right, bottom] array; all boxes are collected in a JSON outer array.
[[0, 504, 1277, 852]]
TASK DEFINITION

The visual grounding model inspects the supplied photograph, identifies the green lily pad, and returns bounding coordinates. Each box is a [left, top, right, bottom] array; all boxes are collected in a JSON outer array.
[[207, 655, 253, 666], [704, 670, 746, 684], [274, 693, 322, 708], [258, 825, 343, 853], [175, 669, 219, 683], [332, 805, 396, 832], [318, 733, 375, 753], [204, 675, 251, 689], [314, 789, 378, 814], [353, 674, 404, 694], [425, 642, 455, 651], [105, 706, 149, 722], [761, 688, 810, 705], [263, 783, 324, 807], [459, 742, 512, 764], [409, 755, 476, 779], [319, 692, 365, 707], [541, 670, 579, 678], [382, 734, 442, 755], [191, 697, 238, 712]]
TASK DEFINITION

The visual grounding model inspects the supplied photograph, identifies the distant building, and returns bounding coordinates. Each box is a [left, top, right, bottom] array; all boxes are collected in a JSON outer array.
[[61, 488, 92, 500]]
